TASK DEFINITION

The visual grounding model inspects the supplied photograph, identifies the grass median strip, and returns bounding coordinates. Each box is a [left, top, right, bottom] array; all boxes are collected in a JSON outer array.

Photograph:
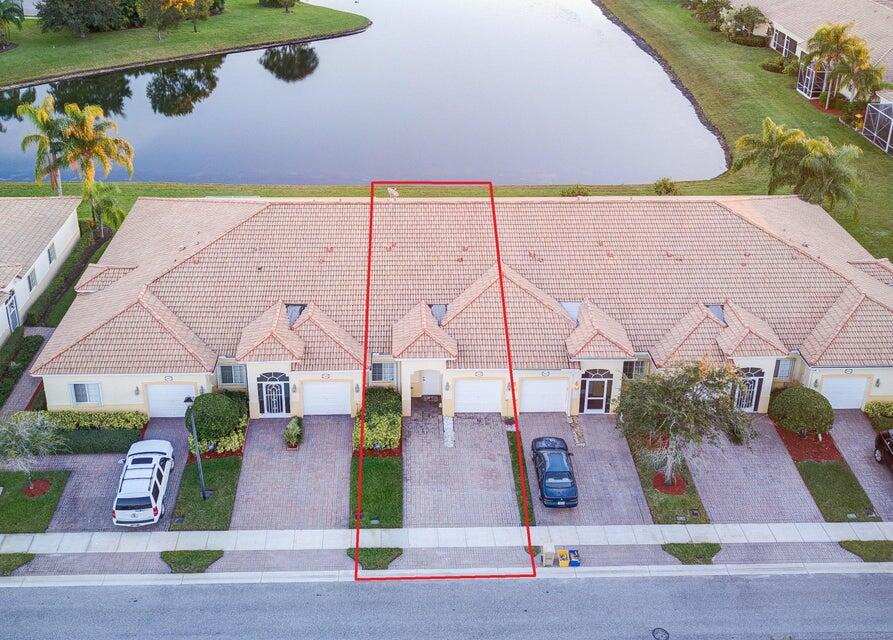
[[0, 471, 69, 533], [170, 457, 241, 531], [629, 447, 709, 525], [838, 541, 893, 562], [506, 432, 536, 527], [350, 456, 403, 529], [347, 547, 402, 571], [662, 543, 721, 565], [161, 550, 224, 573], [795, 461, 879, 522], [0, 553, 35, 576]]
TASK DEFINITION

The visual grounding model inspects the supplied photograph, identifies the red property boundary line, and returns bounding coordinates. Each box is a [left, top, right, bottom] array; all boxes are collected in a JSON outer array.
[[353, 180, 537, 582]]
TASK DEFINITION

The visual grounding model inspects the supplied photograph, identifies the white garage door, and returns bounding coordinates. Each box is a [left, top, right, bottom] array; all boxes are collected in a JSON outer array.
[[520, 379, 568, 413], [303, 382, 351, 415], [454, 379, 502, 413], [821, 377, 868, 409], [147, 384, 194, 417]]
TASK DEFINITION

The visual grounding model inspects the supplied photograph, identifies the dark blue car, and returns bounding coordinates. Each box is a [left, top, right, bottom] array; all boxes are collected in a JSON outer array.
[[531, 437, 578, 508]]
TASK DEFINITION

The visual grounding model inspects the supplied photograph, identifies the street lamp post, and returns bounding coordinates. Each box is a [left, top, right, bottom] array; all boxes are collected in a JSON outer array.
[[184, 396, 209, 500]]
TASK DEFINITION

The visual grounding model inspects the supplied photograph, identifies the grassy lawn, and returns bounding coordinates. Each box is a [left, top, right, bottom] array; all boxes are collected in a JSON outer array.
[[839, 540, 893, 562], [0, 553, 35, 576], [347, 547, 402, 570], [796, 461, 879, 522], [598, 0, 893, 260], [662, 543, 721, 564], [0, 471, 69, 533], [0, 0, 369, 88], [61, 429, 141, 454], [350, 456, 403, 528], [630, 447, 709, 524], [160, 549, 223, 573], [170, 457, 241, 531], [506, 432, 536, 527]]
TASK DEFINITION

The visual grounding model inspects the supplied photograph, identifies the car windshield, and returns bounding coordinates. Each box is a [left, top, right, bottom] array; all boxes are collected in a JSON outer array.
[[544, 473, 573, 487], [115, 496, 152, 510]]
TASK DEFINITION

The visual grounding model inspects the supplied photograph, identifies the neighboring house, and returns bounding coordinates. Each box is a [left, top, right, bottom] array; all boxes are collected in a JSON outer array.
[[28, 196, 893, 420], [0, 197, 82, 344], [740, 0, 893, 154]]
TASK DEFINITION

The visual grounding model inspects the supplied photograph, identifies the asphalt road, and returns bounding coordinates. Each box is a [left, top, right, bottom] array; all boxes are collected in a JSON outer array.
[[2, 574, 892, 640]]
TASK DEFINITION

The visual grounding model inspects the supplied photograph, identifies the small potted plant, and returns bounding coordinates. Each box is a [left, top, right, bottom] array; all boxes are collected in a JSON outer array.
[[284, 417, 303, 450]]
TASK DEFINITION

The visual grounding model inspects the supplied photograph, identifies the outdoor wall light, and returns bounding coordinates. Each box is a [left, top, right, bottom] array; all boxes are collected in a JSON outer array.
[[199, 386, 205, 394], [444, 382, 450, 391], [813, 379, 819, 388], [355, 384, 360, 393], [134, 386, 140, 396], [876, 378, 881, 388], [292, 383, 297, 393]]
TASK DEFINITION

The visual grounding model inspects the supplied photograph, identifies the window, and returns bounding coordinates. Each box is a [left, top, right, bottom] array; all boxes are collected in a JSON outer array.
[[151, 483, 160, 503], [47, 243, 56, 264], [286, 304, 305, 325], [560, 301, 581, 322], [5, 295, 19, 331], [623, 360, 646, 379], [155, 468, 164, 484], [428, 304, 448, 324], [27, 269, 37, 291], [774, 358, 793, 380], [706, 304, 725, 323], [71, 383, 101, 404], [219, 364, 247, 385], [371, 362, 396, 383]]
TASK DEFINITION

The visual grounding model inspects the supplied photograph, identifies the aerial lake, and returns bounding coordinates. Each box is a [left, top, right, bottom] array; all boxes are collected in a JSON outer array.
[[0, 0, 726, 184]]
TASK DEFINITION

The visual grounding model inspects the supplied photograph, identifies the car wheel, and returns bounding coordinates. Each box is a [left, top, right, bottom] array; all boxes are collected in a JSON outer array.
[[875, 448, 884, 464]]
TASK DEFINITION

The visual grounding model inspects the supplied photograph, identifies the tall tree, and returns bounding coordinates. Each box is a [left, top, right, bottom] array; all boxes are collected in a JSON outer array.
[[0, 0, 24, 46], [804, 23, 863, 109], [137, 0, 193, 40], [85, 181, 126, 238], [145, 56, 222, 116], [184, 0, 210, 31], [0, 413, 65, 491], [35, 0, 125, 38], [795, 137, 862, 210], [616, 361, 753, 486], [17, 96, 68, 196], [693, 0, 731, 26], [732, 117, 807, 194], [50, 72, 133, 117], [61, 103, 134, 194], [831, 46, 890, 103]]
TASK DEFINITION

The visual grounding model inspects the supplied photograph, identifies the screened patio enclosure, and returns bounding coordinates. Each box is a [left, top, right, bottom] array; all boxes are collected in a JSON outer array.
[[796, 63, 827, 99], [863, 102, 893, 155]]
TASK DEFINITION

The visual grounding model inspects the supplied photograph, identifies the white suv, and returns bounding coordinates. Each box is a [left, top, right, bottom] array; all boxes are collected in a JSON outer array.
[[112, 440, 175, 527]]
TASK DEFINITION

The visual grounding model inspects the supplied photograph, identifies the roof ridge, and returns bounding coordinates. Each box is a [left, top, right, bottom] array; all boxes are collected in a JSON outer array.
[[568, 299, 634, 358], [808, 287, 867, 363], [137, 290, 214, 370], [653, 304, 723, 367], [441, 266, 499, 325], [296, 303, 364, 365]]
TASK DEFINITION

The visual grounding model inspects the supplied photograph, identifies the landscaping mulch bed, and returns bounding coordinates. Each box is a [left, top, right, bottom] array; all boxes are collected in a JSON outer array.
[[22, 479, 51, 498], [809, 99, 844, 117], [652, 471, 687, 495], [186, 448, 243, 464], [774, 425, 843, 462], [353, 441, 402, 458]]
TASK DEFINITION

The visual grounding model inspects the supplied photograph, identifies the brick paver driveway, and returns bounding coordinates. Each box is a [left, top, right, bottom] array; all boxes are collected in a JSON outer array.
[[832, 410, 893, 520], [518, 413, 651, 525], [685, 416, 823, 523], [22, 418, 187, 532], [230, 417, 352, 530], [403, 400, 520, 527]]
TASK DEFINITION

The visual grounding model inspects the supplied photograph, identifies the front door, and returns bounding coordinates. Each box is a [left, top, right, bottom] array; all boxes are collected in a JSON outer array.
[[264, 383, 286, 415], [579, 370, 613, 414], [5, 294, 19, 331], [421, 370, 442, 396], [734, 368, 764, 413], [257, 372, 291, 416]]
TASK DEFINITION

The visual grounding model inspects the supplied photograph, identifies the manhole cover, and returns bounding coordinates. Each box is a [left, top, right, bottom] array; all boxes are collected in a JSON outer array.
[[652, 628, 670, 640], [370, 518, 381, 525]]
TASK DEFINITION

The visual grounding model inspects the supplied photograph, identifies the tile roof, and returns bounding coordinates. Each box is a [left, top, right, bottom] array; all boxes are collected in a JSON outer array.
[[392, 302, 458, 359], [31, 196, 893, 376], [236, 300, 306, 363], [0, 197, 79, 286], [848, 259, 893, 286], [649, 304, 727, 367], [716, 301, 789, 358], [566, 299, 635, 359], [75, 264, 137, 293]]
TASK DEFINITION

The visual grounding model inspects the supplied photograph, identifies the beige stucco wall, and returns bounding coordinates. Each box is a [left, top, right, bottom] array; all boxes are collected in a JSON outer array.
[[730, 355, 780, 414], [243, 361, 363, 418], [41, 372, 213, 413], [798, 363, 893, 408]]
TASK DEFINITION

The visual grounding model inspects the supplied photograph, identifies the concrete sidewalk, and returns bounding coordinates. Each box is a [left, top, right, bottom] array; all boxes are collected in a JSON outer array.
[[3, 521, 892, 554]]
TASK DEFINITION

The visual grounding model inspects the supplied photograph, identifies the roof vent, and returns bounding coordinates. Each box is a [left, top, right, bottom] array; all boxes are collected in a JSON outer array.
[[560, 301, 581, 322], [706, 303, 725, 324], [429, 304, 448, 325], [286, 304, 306, 325]]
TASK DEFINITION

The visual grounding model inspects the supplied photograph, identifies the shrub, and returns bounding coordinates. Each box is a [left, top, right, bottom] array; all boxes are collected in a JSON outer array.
[[187, 426, 245, 454], [761, 56, 786, 73], [217, 389, 248, 417], [653, 177, 679, 196], [0, 328, 25, 371], [559, 184, 590, 197], [728, 33, 767, 47], [284, 417, 303, 447], [353, 387, 401, 451], [36, 0, 126, 37], [769, 386, 834, 437], [15, 410, 147, 431], [184, 392, 245, 442], [864, 402, 893, 433]]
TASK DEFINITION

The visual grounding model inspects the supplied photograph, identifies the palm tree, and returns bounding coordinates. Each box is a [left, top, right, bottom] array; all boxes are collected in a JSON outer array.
[[0, 0, 24, 47], [85, 182, 125, 239], [832, 49, 891, 103], [732, 117, 807, 194], [795, 137, 862, 210], [804, 23, 863, 109], [17, 96, 68, 196], [61, 103, 134, 194]]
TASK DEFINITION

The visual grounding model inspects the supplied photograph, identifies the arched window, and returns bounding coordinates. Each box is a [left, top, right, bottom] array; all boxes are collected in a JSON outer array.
[[579, 369, 614, 414], [581, 369, 613, 379], [734, 368, 764, 412], [258, 372, 289, 383]]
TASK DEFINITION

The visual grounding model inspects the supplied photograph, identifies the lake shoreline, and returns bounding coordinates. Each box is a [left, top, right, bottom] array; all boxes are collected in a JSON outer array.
[[0, 21, 371, 92], [591, 0, 732, 169]]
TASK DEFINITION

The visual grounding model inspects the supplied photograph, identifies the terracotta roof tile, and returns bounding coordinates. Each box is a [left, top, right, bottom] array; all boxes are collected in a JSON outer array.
[[716, 301, 788, 358], [75, 264, 136, 293], [236, 299, 305, 363], [649, 304, 727, 368], [290, 303, 364, 371], [566, 299, 635, 359], [849, 259, 893, 286], [392, 302, 458, 359]]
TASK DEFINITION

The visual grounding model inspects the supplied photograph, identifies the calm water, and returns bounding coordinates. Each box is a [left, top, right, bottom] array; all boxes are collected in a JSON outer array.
[[0, 0, 726, 184]]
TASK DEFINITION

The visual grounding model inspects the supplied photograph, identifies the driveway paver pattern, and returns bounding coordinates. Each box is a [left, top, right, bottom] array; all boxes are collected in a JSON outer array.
[[230, 417, 352, 530], [518, 413, 652, 526], [715, 542, 859, 564], [831, 410, 893, 520], [685, 416, 823, 523], [403, 401, 520, 527]]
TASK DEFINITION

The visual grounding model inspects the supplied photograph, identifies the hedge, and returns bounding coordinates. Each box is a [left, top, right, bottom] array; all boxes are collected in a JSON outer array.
[[15, 410, 148, 431], [187, 427, 246, 454], [761, 56, 786, 73], [184, 392, 245, 442], [353, 387, 401, 451], [769, 386, 834, 436], [728, 33, 767, 47], [26, 222, 99, 326], [0, 334, 45, 409], [864, 402, 893, 433]]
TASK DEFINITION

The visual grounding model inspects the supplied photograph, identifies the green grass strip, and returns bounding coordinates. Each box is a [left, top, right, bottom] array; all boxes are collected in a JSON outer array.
[[506, 431, 536, 527], [839, 540, 893, 562], [350, 456, 403, 529], [170, 457, 242, 531], [662, 543, 721, 564], [795, 460, 879, 522], [0, 471, 69, 533], [629, 445, 709, 524], [0, 553, 35, 576], [347, 547, 402, 570], [161, 550, 224, 573]]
